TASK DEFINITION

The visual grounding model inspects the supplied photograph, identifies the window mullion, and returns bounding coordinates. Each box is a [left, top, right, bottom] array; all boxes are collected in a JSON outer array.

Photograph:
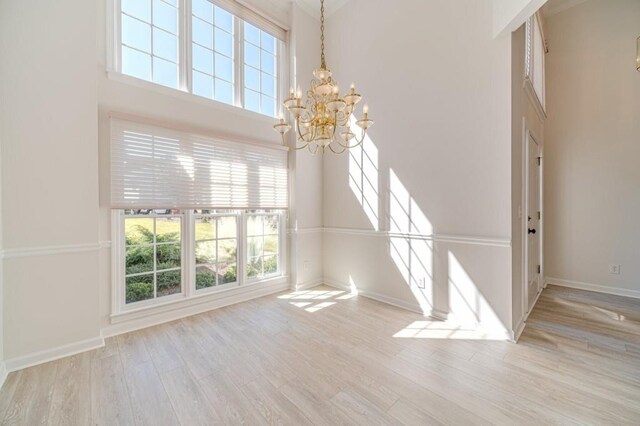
[[181, 0, 191, 92], [239, 211, 247, 285], [184, 210, 194, 298], [236, 20, 244, 108]]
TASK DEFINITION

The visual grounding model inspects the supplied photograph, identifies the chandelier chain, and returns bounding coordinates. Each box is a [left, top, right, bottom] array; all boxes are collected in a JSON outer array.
[[320, 0, 326, 69]]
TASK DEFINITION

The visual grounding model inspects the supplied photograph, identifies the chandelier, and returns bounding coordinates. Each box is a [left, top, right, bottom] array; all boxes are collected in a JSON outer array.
[[273, 0, 374, 154]]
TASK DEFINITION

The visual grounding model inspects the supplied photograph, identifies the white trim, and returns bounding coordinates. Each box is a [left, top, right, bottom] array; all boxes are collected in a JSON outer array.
[[4, 337, 105, 373], [323, 278, 425, 315], [545, 277, 640, 300], [513, 318, 527, 342], [322, 227, 511, 248], [513, 281, 544, 342], [103, 279, 289, 337], [0, 362, 7, 390], [2, 243, 102, 259], [524, 78, 547, 122], [288, 227, 324, 235]]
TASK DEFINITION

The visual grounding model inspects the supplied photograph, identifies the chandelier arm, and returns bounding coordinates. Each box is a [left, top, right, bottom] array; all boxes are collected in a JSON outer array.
[[336, 128, 367, 149], [307, 143, 320, 155], [327, 143, 347, 155]]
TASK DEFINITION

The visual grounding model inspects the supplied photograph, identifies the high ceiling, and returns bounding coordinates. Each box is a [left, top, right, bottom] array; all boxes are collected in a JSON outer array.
[[542, 0, 589, 16], [259, 0, 350, 20], [294, 0, 350, 18]]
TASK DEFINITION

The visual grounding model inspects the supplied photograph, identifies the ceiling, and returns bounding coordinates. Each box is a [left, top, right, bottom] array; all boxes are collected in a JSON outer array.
[[294, 0, 350, 18], [259, 0, 350, 20], [542, 0, 589, 16]]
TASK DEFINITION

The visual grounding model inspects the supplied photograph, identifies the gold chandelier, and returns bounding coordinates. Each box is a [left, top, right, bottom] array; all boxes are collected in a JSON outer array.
[[273, 0, 374, 154]]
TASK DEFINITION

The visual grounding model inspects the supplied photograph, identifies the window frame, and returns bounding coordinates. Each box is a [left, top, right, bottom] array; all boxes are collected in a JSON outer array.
[[112, 208, 286, 315], [524, 12, 547, 120], [108, 0, 285, 118], [192, 210, 241, 294], [245, 210, 284, 282]]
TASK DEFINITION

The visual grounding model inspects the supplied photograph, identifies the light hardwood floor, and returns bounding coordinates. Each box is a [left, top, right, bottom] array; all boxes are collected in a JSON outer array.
[[1, 284, 639, 425]]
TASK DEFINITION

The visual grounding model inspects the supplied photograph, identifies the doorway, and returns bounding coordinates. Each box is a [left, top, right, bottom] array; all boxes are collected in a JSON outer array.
[[525, 130, 543, 313]]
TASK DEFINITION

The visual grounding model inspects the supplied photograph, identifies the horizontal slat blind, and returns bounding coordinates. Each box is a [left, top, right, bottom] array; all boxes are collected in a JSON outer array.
[[213, 0, 287, 41], [111, 118, 288, 209]]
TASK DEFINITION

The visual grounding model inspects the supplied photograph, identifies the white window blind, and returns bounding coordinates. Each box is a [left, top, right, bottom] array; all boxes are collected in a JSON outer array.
[[212, 0, 287, 41], [110, 117, 288, 209]]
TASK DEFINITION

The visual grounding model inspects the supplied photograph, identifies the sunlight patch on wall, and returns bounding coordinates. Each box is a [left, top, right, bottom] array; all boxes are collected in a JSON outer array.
[[388, 169, 434, 315], [349, 134, 379, 230], [447, 251, 503, 331]]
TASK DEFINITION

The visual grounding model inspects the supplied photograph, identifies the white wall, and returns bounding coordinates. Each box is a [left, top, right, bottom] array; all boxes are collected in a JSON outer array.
[[493, 0, 548, 37], [0, 0, 322, 363], [0, 0, 101, 360], [545, 0, 640, 296], [288, 4, 324, 289], [323, 0, 514, 336]]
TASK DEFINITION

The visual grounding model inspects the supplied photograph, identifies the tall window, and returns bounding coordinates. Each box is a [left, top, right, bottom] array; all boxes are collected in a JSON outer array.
[[121, 0, 179, 88], [243, 23, 277, 117], [125, 210, 183, 304], [194, 210, 238, 289], [247, 211, 281, 279], [191, 1, 235, 104], [116, 0, 285, 116]]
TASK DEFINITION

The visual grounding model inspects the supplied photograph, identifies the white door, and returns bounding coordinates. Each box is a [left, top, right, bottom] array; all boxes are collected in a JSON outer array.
[[527, 135, 542, 311]]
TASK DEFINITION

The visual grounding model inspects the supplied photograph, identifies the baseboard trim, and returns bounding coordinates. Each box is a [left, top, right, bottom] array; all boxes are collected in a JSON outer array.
[[0, 362, 7, 390], [512, 319, 526, 342], [513, 284, 545, 342], [323, 278, 425, 315], [102, 281, 290, 338], [546, 277, 640, 300], [4, 336, 105, 373]]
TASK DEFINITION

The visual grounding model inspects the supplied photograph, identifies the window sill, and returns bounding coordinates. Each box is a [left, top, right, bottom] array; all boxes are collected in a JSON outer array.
[[110, 275, 288, 326], [105, 69, 277, 125]]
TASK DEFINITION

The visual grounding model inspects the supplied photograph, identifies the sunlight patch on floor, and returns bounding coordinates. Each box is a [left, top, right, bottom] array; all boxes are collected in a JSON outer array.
[[278, 289, 349, 313], [394, 320, 499, 340]]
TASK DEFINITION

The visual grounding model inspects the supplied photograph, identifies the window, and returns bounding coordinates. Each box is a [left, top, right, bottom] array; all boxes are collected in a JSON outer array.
[[194, 210, 238, 289], [191, 1, 235, 104], [121, 0, 179, 88], [243, 23, 277, 116], [111, 118, 288, 312], [247, 211, 281, 279], [115, 0, 285, 116], [124, 210, 183, 304], [117, 209, 284, 309], [525, 13, 546, 113]]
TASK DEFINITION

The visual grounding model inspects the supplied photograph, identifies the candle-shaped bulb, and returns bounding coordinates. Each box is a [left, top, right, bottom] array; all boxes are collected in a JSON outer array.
[[297, 86, 302, 99], [363, 104, 369, 115], [350, 83, 355, 92], [289, 87, 294, 97], [332, 85, 339, 94], [279, 112, 284, 121]]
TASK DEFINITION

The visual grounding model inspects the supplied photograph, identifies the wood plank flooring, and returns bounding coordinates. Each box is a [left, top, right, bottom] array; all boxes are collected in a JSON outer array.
[[1, 284, 639, 425]]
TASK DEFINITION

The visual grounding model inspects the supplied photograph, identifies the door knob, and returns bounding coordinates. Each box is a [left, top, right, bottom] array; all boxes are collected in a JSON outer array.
[[528, 228, 536, 234]]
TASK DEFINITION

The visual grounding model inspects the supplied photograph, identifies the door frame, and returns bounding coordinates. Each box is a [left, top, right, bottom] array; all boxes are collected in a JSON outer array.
[[522, 122, 544, 316]]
